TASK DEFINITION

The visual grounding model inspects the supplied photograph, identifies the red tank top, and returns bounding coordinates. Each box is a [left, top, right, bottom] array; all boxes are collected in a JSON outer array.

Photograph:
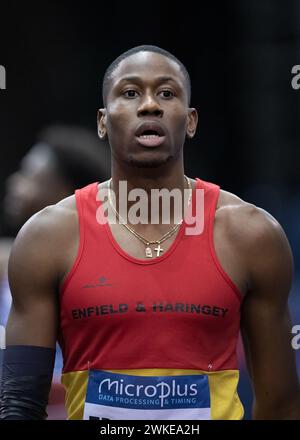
[[59, 177, 242, 370], [58, 178, 243, 420]]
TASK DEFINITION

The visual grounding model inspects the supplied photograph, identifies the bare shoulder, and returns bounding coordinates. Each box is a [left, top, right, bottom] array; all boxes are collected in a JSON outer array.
[[216, 189, 294, 292], [12, 194, 77, 247], [217, 189, 288, 246], [9, 194, 78, 283]]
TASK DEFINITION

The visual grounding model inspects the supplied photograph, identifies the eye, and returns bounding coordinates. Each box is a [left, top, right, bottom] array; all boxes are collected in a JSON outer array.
[[123, 89, 139, 98], [159, 90, 175, 99]]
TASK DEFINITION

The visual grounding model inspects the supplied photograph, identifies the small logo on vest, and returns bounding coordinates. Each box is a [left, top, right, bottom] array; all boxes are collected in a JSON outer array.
[[82, 276, 113, 289]]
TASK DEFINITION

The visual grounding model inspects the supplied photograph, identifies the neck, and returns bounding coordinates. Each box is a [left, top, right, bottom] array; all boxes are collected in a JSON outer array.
[[111, 155, 185, 192], [109, 158, 191, 226]]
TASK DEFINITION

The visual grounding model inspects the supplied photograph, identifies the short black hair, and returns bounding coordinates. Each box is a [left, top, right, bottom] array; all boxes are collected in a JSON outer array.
[[37, 125, 111, 190], [102, 45, 191, 106]]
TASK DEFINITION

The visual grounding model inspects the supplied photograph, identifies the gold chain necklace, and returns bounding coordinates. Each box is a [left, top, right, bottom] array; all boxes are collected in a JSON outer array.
[[107, 176, 192, 258]]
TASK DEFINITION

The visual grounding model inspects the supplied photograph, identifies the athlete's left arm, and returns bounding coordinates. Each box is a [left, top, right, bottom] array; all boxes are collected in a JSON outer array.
[[240, 206, 300, 419]]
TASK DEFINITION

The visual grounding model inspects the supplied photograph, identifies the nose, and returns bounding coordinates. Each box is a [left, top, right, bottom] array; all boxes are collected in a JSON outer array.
[[137, 93, 163, 118]]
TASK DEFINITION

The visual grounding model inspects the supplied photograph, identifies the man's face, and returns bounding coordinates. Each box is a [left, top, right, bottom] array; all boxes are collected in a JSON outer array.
[[98, 52, 198, 168]]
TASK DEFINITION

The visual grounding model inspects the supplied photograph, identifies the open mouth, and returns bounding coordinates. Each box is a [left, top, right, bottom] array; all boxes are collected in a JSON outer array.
[[135, 124, 166, 147], [138, 129, 162, 139]]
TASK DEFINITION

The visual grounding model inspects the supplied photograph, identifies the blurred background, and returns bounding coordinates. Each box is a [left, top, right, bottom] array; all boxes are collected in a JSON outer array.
[[0, 0, 299, 419]]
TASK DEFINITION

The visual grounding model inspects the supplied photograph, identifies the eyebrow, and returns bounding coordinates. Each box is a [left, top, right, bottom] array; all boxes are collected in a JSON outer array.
[[115, 75, 182, 87]]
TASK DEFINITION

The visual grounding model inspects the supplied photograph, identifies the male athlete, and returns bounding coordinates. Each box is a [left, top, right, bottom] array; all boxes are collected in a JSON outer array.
[[0, 45, 300, 420]]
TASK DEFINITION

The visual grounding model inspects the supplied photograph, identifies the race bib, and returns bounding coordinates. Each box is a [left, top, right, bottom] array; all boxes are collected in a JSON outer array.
[[83, 370, 211, 420]]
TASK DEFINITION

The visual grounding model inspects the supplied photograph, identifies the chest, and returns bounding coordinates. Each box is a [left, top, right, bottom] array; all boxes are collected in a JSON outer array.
[[61, 246, 240, 333], [107, 221, 181, 260]]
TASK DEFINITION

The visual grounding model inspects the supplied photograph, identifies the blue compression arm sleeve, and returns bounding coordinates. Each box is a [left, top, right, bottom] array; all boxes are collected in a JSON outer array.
[[0, 345, 55, 420]]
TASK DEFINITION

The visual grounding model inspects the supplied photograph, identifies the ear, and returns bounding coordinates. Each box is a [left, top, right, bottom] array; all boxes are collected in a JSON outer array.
[[186, 108, 198, 139], [97, 108, 107, 139]]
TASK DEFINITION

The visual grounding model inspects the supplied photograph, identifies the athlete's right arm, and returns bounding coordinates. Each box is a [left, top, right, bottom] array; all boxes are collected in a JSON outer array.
[[0, 201, 76, 419]]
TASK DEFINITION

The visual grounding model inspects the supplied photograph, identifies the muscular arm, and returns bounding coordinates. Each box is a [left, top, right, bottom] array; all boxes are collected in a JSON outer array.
[[240, 206, 300, 419], [1, 198, 77, 419], [6, 209, 60, 348]]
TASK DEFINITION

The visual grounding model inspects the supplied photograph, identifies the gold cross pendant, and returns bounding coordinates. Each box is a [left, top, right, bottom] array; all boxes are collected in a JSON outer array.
[[154, 244, 163, 257]]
